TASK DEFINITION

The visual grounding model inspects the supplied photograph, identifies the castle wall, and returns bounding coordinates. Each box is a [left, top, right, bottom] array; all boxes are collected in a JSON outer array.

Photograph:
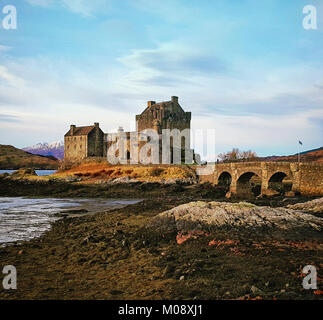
[[64, 135, 88, 161], [87, 128, 104, 157]]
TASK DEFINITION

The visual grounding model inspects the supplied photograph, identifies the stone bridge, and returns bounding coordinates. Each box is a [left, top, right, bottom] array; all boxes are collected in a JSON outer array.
[[197, 162, 323, 196]]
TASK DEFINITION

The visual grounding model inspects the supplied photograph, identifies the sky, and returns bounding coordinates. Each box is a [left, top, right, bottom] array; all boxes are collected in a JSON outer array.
[[0, 0, 322, 160]]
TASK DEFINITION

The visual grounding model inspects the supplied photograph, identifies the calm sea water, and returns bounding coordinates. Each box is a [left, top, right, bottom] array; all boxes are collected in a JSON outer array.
[[0, 197, 141, 246], [0, 169, 56, 176]]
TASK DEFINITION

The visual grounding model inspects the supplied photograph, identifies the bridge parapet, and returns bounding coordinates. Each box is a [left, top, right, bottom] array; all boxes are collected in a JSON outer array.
[[298, 162, 323, 195], [196, 162, 323, 196]]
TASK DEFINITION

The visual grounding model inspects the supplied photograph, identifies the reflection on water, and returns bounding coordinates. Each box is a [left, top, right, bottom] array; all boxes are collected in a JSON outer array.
[[0, 197, 141, 245]]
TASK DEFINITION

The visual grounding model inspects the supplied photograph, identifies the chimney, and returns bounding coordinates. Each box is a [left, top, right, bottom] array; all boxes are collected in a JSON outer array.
[[147, 101, 156, 108], [171, 96, 178, 103], [117, 126, 124, 133], [70, 125, 76, 135], [94, 122, 99, 128]]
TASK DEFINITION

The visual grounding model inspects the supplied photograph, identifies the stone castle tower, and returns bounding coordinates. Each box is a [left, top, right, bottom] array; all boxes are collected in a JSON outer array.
[[65, 96, 194, 163], [135, 96, 191, 134]]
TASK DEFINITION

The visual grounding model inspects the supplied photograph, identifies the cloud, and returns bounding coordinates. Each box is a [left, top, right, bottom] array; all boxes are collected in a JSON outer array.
[[134, 75, 194, 88], [117, 43, 228, 90], [120, 45, 227, 75], [60, 0, 112, 17], [0, 45, 12, 52], [0, 57, 140, 147], [213, 90, 323, 117], [0, 114, 21, 123], [0, 54, 322, 155], [115, 39, 323, 121], [0, 23, 322, 152], [191, 108, 323, 159], [0, 66, 24, 87], [24, 0, 112, 16]]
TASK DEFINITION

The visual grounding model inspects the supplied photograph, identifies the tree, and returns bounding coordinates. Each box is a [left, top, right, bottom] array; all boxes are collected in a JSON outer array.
[[240, 150, 258, 161], [218, 148, 258, 162]]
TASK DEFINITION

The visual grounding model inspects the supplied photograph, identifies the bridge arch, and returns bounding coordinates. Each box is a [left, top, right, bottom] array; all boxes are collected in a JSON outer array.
[[217, 171, 232, 193], [236, 171, 262, 197], [267, 171, 292, 194]]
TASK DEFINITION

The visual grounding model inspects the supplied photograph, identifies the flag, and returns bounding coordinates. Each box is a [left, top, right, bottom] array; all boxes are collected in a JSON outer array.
[[299, 140, 303, 145]]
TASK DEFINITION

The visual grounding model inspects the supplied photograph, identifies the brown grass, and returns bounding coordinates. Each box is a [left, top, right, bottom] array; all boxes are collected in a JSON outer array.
[[53, 161, 195, 182]]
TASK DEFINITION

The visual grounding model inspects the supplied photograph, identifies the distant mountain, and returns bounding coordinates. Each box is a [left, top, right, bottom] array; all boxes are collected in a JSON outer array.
[[260, 147, 323, 163], [0, 145, 59, 170], [23, 141, 64, 160]]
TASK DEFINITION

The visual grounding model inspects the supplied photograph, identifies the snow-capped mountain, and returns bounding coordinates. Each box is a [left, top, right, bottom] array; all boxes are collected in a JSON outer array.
[[23, 141, 64, 159]]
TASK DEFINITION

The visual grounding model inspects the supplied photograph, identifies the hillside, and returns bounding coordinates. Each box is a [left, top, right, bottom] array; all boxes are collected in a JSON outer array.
[[0, 145, 59, 170], [261, 147, 323, 163]]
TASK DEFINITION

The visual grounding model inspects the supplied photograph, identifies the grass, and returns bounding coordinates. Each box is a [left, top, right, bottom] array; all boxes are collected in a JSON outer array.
[[54, 161, 195, 183]]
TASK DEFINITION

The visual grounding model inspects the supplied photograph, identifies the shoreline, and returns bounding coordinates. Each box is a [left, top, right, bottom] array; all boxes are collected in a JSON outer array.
[[0, 197, 143, 248], [0, 178, 322, 300]]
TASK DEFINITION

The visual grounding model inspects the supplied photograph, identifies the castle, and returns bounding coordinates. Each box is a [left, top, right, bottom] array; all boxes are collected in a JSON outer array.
[[64, 96, 195, 164]]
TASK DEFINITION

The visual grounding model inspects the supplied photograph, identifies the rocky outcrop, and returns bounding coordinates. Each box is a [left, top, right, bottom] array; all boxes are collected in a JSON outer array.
[[160, 178, 194, 185], [100, 176, 194, 185], [109, 176, 141, 184], [287, 198, 323, 214], [10, 168, 37, 177], [150, 201, 323, 234]]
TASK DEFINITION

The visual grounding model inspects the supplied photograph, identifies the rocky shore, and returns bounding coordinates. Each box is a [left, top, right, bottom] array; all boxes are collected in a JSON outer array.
[[0, 175, 322, 300], [151, 201, 323, 237], [287, 197, 323, 214]]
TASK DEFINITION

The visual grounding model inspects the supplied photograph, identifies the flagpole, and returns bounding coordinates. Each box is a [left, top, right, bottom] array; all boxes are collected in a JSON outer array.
[[298, 145, 300, 164]]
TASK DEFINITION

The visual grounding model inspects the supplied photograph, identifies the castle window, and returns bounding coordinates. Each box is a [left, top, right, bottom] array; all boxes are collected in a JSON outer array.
[[80, 145, 82, 149]]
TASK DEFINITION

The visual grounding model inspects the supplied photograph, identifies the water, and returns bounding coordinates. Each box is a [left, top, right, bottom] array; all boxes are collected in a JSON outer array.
[[0, 170, 56, 176], [0, 197, 141, 245]]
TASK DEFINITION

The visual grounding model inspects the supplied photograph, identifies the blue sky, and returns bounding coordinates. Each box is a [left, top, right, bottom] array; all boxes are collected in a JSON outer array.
[[0, 0, 322, 159]]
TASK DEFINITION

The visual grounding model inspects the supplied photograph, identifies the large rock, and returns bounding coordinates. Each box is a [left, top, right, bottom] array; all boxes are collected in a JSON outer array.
[[160, 178, 194, 185], [150, 201, 323, 234], [287, 198, 323, 214], [110, 176, 141, 184]]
